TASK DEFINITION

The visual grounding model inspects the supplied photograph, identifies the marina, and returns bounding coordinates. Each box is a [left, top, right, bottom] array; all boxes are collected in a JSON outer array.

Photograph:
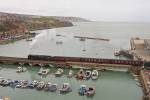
[[0, 64, 142, 100]]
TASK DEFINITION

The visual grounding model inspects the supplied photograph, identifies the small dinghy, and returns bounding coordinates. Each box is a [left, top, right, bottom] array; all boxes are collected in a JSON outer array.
[[78, 85, 87, 95], [85, 71, 91, 80], [67, 70, 74, 78], [16, 66, 27, 73], [48, 83, 58, 92], [91, 70, 99, 80], [60, 83, 72, 94], [76, 69, 85, 80], [86, 86, 95, 96], [55, 68, 63, 77]]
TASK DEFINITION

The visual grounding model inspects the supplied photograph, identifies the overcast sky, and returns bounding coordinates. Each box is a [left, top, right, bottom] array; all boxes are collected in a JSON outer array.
[[0, 0, 150, 22]]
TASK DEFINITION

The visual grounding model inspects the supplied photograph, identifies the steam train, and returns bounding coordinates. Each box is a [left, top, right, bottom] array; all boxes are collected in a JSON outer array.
[[28, 55, 143, 66]]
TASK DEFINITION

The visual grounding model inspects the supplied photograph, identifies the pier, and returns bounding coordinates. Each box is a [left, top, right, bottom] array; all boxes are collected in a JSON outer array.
[[74, 36, 110, 41], [130, 38, 150, 61]]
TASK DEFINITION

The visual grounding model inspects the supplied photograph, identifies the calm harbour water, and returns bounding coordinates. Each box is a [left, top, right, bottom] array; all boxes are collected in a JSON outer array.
[[0, 64, 142, 100], [1, 22, 150, 100]]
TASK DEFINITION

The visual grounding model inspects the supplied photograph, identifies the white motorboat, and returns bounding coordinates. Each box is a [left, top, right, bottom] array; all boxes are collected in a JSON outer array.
[[16, 66, 27, 73], [91, 70, 99, 80], [55, 68, 63, 77], [60, 83, 72, 93], [38, 68, 50, 75], [86, 86, 96, 96], [85, 71, 92, 80], [67, 70, 74, 78]]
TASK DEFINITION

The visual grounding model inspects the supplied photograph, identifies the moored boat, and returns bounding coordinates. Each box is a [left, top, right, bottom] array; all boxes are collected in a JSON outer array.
[[28, 80, 39, 89], [67, 70, 74, 78], [76, 69, 85, 80], [86, 86, 95, 96], [85, 71, 91, 80], [15, 82, 22, 88], [16, 66, 27, 73], [38, 68, 50, 76], [21, 80, 28, 88], [0, 79, 11, 87], [91, 70, 99, 80], [48, 83, 58, 92], [55, 68, 63, 77], [59, 83, 72, 93], [114, 51, 120, 56], [38, 67, 43, 75], [78, 85, 87, 95], [78, 85, 96, 96], [44, 82, 52, 91], [36, 81, 45, 90]]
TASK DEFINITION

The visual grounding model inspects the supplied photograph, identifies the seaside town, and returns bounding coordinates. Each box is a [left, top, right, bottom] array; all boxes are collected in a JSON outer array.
[[0, 1, 150, 100]]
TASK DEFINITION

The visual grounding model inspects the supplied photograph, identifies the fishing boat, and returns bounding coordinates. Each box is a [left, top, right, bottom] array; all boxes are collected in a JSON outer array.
[[0, 79, 11, 87], [44, 82, 52, 91], [114, 51, 120, 56], [16, 66, 27, 73], [28, 80, 39, 89], [48, 83, 58, 92], [21, 80, 28, 88], [55, 68, 63, 77], [15, 82, 22, 88], [86, 86, 95, 96], [28, 82, 35, 89], [76, 69, 85, 80], [36, 81, 45, 90], [78, 85, 87, 95], [85, 71, 92, 80], [91, 70, 99, 80], [38, 68, 50, 76], [60, 83, 72, 93], [9, 80, 16, 88], [67, 70, 74, 78]]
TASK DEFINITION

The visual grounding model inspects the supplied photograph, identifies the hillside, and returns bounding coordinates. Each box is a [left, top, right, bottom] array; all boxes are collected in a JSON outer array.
[[0, 12, 74, 44], [0, 12, 73, 32], [50, 16, 90, 22]]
